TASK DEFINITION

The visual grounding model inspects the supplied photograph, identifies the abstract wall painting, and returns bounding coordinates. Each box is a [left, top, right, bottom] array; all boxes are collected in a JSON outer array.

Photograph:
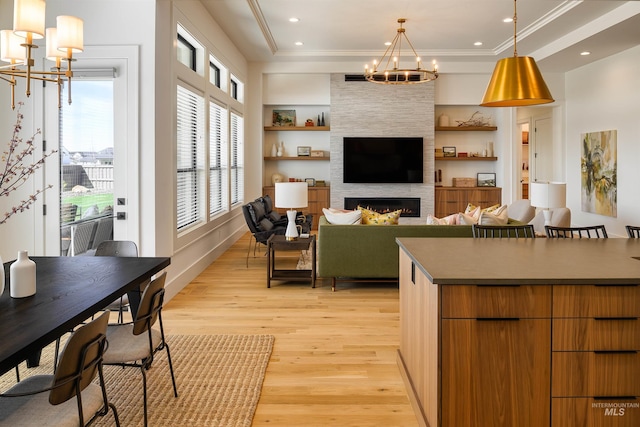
[[580, 130, 617, 217]]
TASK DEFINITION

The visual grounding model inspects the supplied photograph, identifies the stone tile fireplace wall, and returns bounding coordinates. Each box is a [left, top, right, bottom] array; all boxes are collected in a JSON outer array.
[[329, 74, 434, 224]]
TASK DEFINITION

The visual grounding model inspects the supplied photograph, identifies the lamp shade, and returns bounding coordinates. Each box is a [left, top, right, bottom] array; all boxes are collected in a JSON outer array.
[[530, 182, 566, 209], [275, 182, 308, 209], [1, 30, 25, 62], [56, 15, 83, 53], [13, 0, 45, 39], [480, 56, 554, 107], [45, 28, 65, 60]]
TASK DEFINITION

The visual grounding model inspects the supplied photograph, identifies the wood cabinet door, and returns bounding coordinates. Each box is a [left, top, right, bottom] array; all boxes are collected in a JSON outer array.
[[468, 187, 501, 207], [307, 187, 329, 230], [435, 188, 467, 217], [441, 319, 551, 427]]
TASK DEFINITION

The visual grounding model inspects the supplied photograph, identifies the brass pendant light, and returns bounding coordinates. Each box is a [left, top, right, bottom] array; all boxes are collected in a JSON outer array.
[[481, 0, 554, 107]]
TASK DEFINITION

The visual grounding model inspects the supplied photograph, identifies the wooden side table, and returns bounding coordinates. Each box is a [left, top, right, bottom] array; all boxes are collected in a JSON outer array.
[[267, 235, 316, 288]]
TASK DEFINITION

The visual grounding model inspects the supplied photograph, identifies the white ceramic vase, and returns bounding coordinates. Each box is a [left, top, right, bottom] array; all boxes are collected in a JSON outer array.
[[10, 250, 36, 298], [271, 143, 277, 157]]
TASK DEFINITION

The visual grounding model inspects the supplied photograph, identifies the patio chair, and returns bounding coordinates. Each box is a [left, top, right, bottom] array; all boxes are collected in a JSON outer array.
[[68, 221, 98, 256]]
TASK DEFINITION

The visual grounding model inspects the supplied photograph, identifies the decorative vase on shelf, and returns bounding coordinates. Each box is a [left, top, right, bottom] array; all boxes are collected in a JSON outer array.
[[10, 250, 36, 298], [0, 255, 4, 297], [320, 112, 325, 126], [271, 143, 277, 157], [438, 113, 450, 127], [277, 141, 284, 157]]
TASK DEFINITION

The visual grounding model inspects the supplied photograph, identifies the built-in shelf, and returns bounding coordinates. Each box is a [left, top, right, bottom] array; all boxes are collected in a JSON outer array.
[[264, 156, 330, 161], [264, 126, 330, 131], [436, 157, 497, 161], [435, 126, 497, 131]]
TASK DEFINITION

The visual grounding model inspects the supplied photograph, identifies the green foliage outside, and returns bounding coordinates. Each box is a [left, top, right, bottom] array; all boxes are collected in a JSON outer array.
[[61, 192, 113, 219]]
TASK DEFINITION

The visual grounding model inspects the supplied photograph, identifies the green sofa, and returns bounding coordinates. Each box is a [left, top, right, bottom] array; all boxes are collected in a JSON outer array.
[[317, 216, 474, 291]]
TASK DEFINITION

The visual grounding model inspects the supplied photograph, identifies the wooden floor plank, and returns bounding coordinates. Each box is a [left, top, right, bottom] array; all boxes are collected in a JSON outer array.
[[162, 232, 418, 426]]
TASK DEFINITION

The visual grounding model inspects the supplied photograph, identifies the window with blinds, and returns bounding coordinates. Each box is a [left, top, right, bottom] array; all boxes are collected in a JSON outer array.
[[230, 112, 244, 205], [209, 100, 228, 217], [176, 85, 205, 230], [176, 23, 245, 235]]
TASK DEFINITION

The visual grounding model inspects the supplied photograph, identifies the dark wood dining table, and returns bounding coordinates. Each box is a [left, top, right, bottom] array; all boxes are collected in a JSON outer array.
[[0, 255, 170, 375]]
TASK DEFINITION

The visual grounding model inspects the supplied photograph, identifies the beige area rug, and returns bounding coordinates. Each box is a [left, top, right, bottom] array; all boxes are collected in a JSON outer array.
[[1, 334, 274, 427]]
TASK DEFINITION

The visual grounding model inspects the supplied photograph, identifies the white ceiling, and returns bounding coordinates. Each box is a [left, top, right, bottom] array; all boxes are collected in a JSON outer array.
[[200, 0, 640, 72]]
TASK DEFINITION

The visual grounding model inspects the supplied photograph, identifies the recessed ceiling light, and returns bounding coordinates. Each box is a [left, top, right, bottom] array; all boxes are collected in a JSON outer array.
[[385, 42, 392, 46], [474, 41, 483, 46], [503, 17, 513, 23], [295, 41, 303, 46], [580, 51, 591, 56], [289, 17, 299, 23]]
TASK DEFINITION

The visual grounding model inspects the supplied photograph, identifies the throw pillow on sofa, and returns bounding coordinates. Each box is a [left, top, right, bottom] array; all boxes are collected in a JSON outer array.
[[479, 205, 509, 225], [458, 212, 478, 225], [426, 213, 458, 225], [465, 203, 500, 214], [358, 206, 401, 225], [322, 208, 362, 225]]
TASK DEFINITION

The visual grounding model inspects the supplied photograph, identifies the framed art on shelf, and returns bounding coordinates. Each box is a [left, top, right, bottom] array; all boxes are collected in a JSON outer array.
[[477, 173, 496, 187], [297, 146, 311, 156], [443, 146, 456, 157], [272, 109, 296, 127]]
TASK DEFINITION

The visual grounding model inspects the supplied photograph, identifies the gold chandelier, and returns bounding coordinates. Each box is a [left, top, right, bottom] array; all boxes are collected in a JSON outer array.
[[0, 0, 83, 109], [481, 0, 553, 106], [364, 18, 438, 85]]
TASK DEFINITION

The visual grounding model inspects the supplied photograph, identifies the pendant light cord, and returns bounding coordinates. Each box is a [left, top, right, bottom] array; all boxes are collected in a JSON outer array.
[[513, 0, 518, 57]]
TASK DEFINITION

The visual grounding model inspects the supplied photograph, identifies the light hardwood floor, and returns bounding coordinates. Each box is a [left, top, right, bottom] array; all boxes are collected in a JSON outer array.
[[161, 232, 418, 426]]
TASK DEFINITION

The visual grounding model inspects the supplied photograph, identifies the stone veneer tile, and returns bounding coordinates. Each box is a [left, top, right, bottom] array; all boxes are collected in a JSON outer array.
[[329, 74, 435, 223]]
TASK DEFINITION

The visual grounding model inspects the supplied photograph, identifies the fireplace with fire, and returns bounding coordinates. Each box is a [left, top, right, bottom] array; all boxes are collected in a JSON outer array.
[[344, 197, 420, 217]]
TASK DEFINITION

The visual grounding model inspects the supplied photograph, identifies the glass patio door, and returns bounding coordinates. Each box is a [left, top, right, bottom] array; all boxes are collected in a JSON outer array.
[[59, 80, 115, 256]]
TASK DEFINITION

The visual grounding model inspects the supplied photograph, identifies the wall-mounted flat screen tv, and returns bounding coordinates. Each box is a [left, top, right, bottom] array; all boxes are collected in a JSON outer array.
[[343, 137, 424, 183]]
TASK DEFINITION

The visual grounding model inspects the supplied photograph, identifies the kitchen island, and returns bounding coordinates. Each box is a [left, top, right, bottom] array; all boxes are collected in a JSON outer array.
[[396, 237, 640, 427]]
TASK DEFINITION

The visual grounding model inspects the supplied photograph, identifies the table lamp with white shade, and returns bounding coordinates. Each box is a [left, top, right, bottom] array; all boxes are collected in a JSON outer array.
[[275, 182, 308, 241], [530, 182, 566, 226]]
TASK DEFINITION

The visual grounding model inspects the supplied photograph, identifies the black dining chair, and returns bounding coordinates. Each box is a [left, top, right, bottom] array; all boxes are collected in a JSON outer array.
[[545, 225, 608, 238], [626, 225, 640, 238], [472, 224, 536, 238], [0, 311, 120, 427], [102, 272, 177, 427]]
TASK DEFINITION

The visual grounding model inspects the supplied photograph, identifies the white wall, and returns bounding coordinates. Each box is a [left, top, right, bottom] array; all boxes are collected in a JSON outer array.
[[565, 45, 640, 237], [155, 1, 249, 299], [0, 0, 156, 262], [0, 0, 250, 300]]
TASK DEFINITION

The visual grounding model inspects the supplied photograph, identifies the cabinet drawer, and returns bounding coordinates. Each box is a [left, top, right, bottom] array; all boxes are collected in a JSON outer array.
[[553, 398, 640, 427], [553, 318, 640, 351], [552, 352, 640, 397], [554, 285, 640, 318], [442, 285, 551, 318]]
